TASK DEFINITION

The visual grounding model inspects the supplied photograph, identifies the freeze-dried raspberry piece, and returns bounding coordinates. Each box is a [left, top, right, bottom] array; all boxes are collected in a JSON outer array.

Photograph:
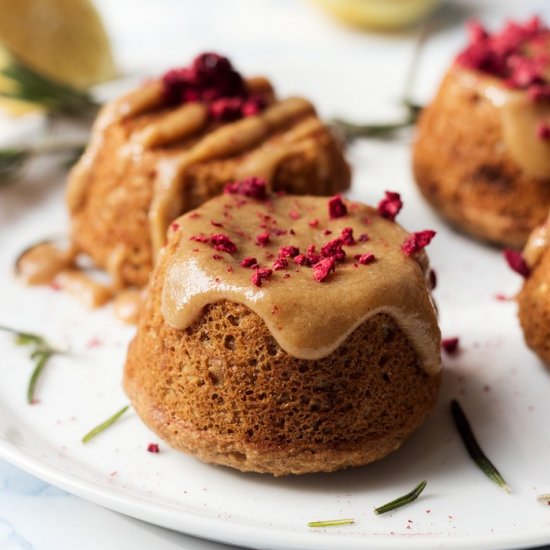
[[251, 267, 273, 287], [377, 191, 403, 221], [354, 253, 376, 265], [255, 232, 270, 247], [240, 256, 258, 268], [503, 249, 531, 277], [312, 257, 336, 282], [328, 195, 347, 219], [340, 227, 356, 246], [402, 230, 436, 256], [321, 238, 346, 262], [224, 177, 268, 200], [210, 233, 237, 254], [279, 245, 300, 259]]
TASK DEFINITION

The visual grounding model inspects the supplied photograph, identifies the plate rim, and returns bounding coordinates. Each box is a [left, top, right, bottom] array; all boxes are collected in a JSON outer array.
[[1, 437, 550, 550]]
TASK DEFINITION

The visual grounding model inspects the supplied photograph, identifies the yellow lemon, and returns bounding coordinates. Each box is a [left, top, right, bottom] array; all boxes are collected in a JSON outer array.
[[311, 0, 440, 30], [0, 0, 115, 89]]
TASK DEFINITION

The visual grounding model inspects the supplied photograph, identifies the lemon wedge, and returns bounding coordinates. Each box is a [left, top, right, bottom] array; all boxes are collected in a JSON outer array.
[[0, 0, 115, 90], [311, 0, 440, 30]]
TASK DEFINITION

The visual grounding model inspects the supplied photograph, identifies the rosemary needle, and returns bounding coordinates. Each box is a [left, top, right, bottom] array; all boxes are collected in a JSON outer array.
[[451, 399, 511, 493], [0, 325, 59, 403], [374, 480, 427, 515], [308, 518, 355, 528], [82, 405, 130, 444]]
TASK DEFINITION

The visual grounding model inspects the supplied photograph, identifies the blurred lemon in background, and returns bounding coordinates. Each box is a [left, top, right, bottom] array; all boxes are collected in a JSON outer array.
[[311, 0, 440, 30], [0, 0, 115, 114]]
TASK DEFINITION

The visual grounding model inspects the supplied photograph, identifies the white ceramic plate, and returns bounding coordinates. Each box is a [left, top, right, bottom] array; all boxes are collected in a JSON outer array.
[[1, 135, 550, 550]]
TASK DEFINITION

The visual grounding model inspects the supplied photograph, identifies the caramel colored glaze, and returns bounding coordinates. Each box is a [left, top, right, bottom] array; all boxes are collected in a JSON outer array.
[[113, 289, 143, 324], [148, 97, 316, 257], [524, 216, 550, 268], [16, 242, 75, 285], [66, 81, 166, 214], [235, 117, 326, 182], [131, 103, 210, 150], [453, 67, 550, 179], [53, 270, 113, 308], [162, 195, 441, 373]]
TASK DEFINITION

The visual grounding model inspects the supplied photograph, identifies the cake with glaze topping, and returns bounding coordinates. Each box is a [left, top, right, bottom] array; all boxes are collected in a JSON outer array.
[[67, 53, 351, 289], [413, 17, 550, 248], [123, 181, 441, 475], [516, 213, 550, 364]]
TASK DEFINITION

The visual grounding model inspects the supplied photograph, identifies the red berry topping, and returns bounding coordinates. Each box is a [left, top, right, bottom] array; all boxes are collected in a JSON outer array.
[[358, 233, 369, 242], [537, 122, 550, 140], [293, 254, 311, 266], [272, 258, 288, 271], [255, 231, 270, 247], [354, 253, 376, 265], [402, 230, 436, 256], [240, 256, 258, 268], [504, 249, 531, 278], [328, 195, 348, 219], [147, 443, 160, 453], [308, 219, 319, 228], [251, 267, 273, 287], [340, 227, 356, 246], [210, 233, 237, 254], [312, 257, 336, 282], [224, 177, 268, 200], [278, 245, 300, 258], [161, 52, 266, 119], [455, 17, 550, 99], [377, 191, 403, 221], [441, 337, 460, 355], [321, 238, 346, 262]]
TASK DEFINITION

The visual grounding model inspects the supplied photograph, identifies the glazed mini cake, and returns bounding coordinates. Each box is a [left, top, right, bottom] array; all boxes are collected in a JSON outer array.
[[516, 213, 550, 365], [67, 53, 351, 289], [413, 17, 550, 248], [124, 180, 441, 475]]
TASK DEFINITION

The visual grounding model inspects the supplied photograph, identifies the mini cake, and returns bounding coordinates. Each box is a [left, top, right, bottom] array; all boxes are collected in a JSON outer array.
[[413, 17, 550, 248], [67, 53, 351, 289], [124, 181, 441, 475], [516, 213, 550, 364]]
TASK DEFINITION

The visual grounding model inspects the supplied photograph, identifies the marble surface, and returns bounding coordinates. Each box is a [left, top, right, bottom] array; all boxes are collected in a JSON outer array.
[[2, 0, 550, 549]]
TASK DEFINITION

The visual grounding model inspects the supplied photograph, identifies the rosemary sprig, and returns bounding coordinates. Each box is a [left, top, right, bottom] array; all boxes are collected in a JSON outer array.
[[308, 518, 355, 528], [0, 139, 87, 182], [82, 405, 130, 444], [330, 19, 431, 143], [1, 58, 99, 116], [0, 325, 60, 403], [374, 480, 427, 515], [451, 399, 511, 493], [330, 108, 419, 143]]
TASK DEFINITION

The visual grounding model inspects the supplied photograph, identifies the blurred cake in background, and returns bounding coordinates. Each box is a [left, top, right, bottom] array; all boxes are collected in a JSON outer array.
[[67, 52, 351, 289], [413, 17, 550, 248]]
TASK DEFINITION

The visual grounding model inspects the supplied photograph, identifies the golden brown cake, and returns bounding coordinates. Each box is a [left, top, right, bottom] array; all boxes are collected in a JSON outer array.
[[67, 53, 351, 289], [413, 18, 550, 248], [516, 213, 550, 364], [124, 183, 441, 475]]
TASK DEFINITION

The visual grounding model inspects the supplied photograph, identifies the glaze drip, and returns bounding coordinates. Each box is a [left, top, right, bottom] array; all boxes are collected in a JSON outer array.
[[451, 67, 550, 179], [161, 194, 441, 374]]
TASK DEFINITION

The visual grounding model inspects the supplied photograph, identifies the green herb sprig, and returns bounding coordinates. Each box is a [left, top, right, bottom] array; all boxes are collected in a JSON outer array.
[[0, 325, 61, 403], [374, 480, 427, 515], [308, 518, 355, 528], [451, 399, 511, 493], [1, 58, 99, 116], [329, 20, 431, 143], [0, 139, 87, 182], [82, 405, 130, 444]]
